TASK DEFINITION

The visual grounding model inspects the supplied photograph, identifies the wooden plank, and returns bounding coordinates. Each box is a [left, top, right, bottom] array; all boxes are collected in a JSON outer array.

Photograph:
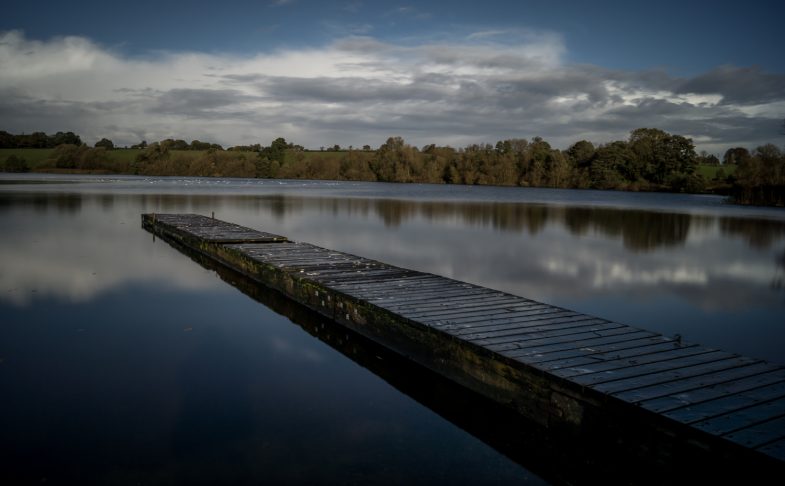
[[434, 312, 584, 332], [331, 276, 450, 294], [243, 251, 332, 261], [246, 245, 335, 255], [149, 213, 286, 243], [551, 345, 714, 378], [370, 290, 503, 307], [471, 321, 626, 347], [339, 282, 471, 301], [661, 382, 785, 425], [242, 248, 330, 258], [306, 268, 416, 283], [400, 301, 548, 321], [423, 307, 573, 327], [314, 272, 421, 285], [339, 275, 442, 289], [238, 243, 319, 253], [235, 240, 315, 249], [446, 315, 603, 336], [301, 265, 386, 277], [500, 330, 657, 358], [758, 437, 785, 461], [469, 322, 628, 350], [640, 372, 785, 414], [593, 357, 763, 395], [378, 291, 531, 312], [614, 362, 780, 403], [260, 257, 364, 268], [570, 351, 735, 386], [382, 296, 536, 316], [539, 341, 699, 372], [519, 335, 680, 364], [156, 215, 285, 240], [456, 316, 608, 341], [285, 258, 383, 269], [257, 255, 358, 266], [359, 286, 499, 303], [354, 277, 468, 292], [370, 287, 496, 304], [690, 399, 785, 438], [254, 250, 368, 262]]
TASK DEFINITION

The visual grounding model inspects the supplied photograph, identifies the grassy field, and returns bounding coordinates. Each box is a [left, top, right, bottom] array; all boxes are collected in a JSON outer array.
[[698, 164, 736, 180], [106, 149, 142, 165], [283, 150, 370, 164], [0, 148, 145, 169], [0, 148, 56, 168]]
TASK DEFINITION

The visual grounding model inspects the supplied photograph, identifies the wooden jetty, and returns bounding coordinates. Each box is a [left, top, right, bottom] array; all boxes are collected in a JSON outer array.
[[143, 213, 785, 474]]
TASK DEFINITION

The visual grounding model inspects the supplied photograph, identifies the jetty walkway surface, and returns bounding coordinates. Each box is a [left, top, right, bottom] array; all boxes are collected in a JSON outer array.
[[142, 213, 784, 474]]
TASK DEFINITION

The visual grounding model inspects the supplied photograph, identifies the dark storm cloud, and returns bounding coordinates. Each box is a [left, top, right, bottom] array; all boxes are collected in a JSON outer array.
[[0, 89, 126, 129], [677, 66, 785, 105], [148, 88, 263, 118]]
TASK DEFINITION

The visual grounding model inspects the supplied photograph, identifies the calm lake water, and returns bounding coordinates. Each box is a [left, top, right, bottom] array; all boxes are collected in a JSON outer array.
[[1, 174, 784, 484]]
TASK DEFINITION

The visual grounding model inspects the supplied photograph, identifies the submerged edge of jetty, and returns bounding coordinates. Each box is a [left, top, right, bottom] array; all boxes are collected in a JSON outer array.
[[142, 213, 784, 476]]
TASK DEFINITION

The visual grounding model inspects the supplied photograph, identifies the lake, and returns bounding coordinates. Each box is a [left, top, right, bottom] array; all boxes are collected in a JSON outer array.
[[1, 174, 784, 484]]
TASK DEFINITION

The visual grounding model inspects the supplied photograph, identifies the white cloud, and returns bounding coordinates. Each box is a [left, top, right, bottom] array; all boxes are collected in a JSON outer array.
[[0, 29, 782, 151]]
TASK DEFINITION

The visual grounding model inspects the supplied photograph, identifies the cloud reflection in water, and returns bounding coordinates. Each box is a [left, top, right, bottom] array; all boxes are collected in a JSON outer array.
[[1, 182, 783, 362]]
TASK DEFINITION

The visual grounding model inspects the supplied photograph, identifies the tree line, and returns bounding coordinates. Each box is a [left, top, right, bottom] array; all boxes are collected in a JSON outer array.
[[0, 130, 82, 148], [2, 129, 784, 206]]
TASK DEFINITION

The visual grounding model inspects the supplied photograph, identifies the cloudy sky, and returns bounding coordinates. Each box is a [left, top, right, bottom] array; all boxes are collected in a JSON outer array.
[[2, 0, 784, 152]]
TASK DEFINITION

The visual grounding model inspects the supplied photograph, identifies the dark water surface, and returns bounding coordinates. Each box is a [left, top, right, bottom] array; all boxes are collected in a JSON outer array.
[[1, 174, 784, 484]]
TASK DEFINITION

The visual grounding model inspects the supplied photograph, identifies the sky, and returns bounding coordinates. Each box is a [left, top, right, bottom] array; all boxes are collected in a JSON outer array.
[[1, 0, 784, 152]]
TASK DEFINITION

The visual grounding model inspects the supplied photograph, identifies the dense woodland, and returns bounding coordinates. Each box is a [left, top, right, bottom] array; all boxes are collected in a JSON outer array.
[[2, 128, 784, 206]]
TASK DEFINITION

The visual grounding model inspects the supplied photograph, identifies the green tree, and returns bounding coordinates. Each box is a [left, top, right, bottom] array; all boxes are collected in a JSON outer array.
[[25, 132, 49, 148], [723, 147, 751, 166], [94, 138, 114, 150], [754, 144, 784, 184], [0, 131, 14, 148], [53, 131, 82, 146], [261, 137, 288, 164], [134, 143, 170, 174], [525, 137, 551, 186], [79, 147, 111, 170], [172, 139, 189, 150], [2, 155, 29, 172], [545, 150, 572, 188], [732, 144, 785, 205], [566, 140, 595, 167], [589, 142, 632, 189], [372, 137, 406, 182], [50, 144, 87, 169], [190, 140, 213, 150], [629, 128, 697, 184], [339, 150, 376, 180]]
